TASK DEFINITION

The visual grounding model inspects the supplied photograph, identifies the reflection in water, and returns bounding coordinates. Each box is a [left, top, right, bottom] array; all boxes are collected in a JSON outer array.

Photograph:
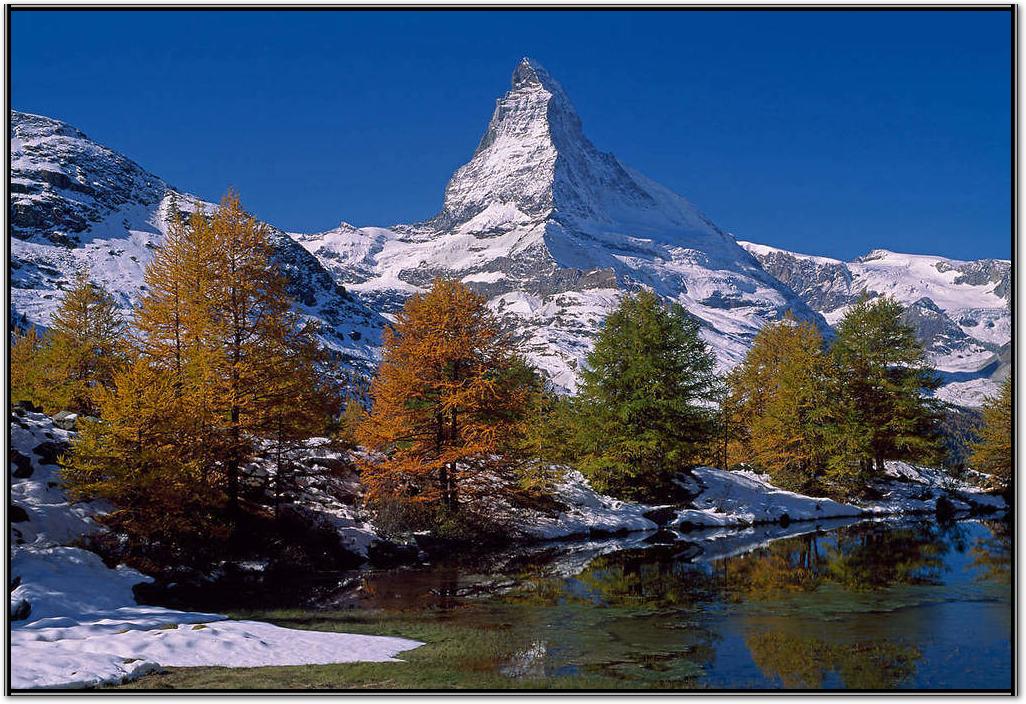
[[745, 631, 921, 689], [716, 521, 953, 601], [335, 518, 1010, 689], [970, 520, 1011, 584], [173, 518, 1011, 690]]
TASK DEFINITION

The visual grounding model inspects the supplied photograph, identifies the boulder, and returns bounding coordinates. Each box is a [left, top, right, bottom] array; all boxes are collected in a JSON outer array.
[[10, 451, 33, 479], [10, 598, 31, 622], [32, 440, 68, 466], [52, 410, 79, 431], [10, 504, 30, 523], [643, 506, 681, 527], [14, 400, 41, 413]]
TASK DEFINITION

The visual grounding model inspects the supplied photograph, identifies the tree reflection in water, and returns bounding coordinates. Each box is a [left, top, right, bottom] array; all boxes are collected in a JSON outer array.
[[714, 521, 955, 600], [746, 631, 921, 689], [334, 519, 1009, 688], [969, 519, 1011, 584]]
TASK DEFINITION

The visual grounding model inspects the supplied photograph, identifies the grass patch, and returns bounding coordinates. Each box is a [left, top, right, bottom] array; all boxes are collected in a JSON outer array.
[[113, 607, 691, 690]]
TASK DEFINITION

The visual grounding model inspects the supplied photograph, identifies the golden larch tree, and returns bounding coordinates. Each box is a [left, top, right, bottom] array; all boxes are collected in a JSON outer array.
[[10, 326, 44, 408], [40, 271, 126, 415], [971, 376, 1012, 488], [64, 353, 226, 561], [358, 278, 538, 515], [725, 316, 830, 493]]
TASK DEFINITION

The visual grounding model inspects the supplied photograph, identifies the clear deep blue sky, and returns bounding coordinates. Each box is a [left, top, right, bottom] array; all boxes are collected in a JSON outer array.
[[11, 9, 1011, 261]]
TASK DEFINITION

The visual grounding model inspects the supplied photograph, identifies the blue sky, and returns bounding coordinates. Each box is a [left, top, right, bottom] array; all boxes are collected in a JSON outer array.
[[11, 9, 1011, 260]]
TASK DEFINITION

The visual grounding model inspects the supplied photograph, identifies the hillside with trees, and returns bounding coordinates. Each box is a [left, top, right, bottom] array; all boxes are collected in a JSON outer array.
[[8, 193, 1008, 572]]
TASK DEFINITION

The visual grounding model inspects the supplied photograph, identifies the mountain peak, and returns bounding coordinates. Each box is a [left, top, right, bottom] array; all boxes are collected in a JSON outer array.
[[512, 57, 557, 91], [11, 109, 88, 142], [431, 58, 724, 242]]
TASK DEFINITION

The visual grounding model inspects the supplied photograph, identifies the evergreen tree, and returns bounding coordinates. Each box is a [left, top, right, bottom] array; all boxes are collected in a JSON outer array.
[[726, 317, 830, 493], [40, 271, 126, 414], [358, 278, 538, 519], [971, 376, 1012, 488], [824, 296, 943, 493], [573, 290, 720, 501]]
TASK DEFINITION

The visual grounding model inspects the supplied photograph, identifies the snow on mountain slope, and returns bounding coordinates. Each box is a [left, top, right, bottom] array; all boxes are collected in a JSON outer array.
[[9, 110, 385, 367], [294, 58, 826, 389], [741, 241, 1011, 406]]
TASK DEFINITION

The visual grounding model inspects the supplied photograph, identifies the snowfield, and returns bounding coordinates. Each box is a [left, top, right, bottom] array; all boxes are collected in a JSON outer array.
[[672, 467, 862, 527], [517, 469, 659, 539], [9, 410, 422, 690]]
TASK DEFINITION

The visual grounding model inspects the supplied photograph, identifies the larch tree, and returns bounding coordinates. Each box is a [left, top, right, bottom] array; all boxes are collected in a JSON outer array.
[[185, 191, 308, 513], [358, 278, 538, 518], [64, 190, 340, 553], [572, 289, 720, 501], [10, 326, 44, 408], [824, 296, 943, 494], [134, 195, 192, 383], [63, 354, 226, 562], [725, 316, 830, 493], [971, 376, 1012, 488], [254, 317, 339, 514], [39, 271, 126, 415]]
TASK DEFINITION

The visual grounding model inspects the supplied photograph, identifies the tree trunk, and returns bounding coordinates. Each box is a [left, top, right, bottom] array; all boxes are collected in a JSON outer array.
[[447, 463, 458, 513], [227, 405, 240, 517]]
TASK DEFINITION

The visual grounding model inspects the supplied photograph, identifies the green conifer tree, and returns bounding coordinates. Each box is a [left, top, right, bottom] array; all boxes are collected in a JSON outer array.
[[573, 290, 720, 501], [824, 296, 943, 494]]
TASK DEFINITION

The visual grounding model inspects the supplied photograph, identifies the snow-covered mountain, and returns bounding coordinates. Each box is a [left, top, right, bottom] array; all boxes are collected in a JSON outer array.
[[9, 60, 1011, 406], [9, 110, 384, 367], [741, 242, 1011, 406], [294, 58, 825, 389]]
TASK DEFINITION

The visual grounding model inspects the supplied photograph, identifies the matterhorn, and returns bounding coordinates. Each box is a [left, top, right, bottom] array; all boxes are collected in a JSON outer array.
[[294, 58, 823, 389]]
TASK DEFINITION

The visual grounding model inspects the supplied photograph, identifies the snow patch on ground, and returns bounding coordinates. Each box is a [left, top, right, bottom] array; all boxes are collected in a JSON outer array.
[[517, 469, 657, 539], [9, 411, 421, 690], [518, 462, 1005, 542], [672, 467, 862, 527]]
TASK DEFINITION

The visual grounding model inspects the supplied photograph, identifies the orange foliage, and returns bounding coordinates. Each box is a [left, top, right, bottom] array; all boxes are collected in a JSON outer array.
[[358, 278, 537, 512]]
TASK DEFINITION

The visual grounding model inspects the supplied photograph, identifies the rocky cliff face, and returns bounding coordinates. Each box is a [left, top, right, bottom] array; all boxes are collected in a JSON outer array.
[[9, 110, 384, 367], [296, 58, 825, 389]]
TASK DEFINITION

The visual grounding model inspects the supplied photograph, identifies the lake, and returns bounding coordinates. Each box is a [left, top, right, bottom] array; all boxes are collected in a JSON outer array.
[[129, 517, 1011, 691]]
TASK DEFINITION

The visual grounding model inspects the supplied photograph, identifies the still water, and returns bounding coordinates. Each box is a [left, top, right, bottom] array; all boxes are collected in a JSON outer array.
[[183, 518, 1013, 690]]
